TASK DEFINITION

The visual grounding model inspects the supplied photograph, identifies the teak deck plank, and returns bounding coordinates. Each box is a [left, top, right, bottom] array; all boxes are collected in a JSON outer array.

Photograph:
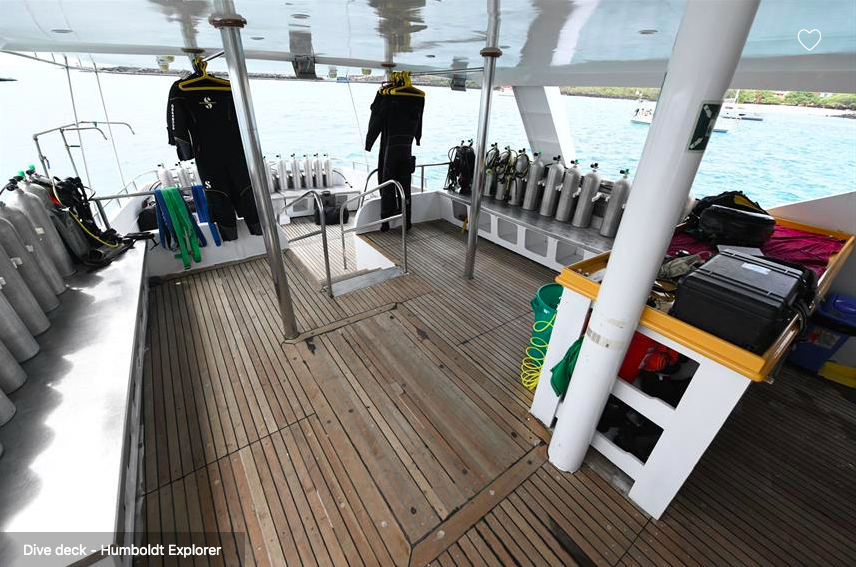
[[141, 220, 856, 567]]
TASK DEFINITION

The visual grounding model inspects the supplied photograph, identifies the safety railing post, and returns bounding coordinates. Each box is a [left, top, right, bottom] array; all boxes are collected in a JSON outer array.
[[211, 4, 299, 338]]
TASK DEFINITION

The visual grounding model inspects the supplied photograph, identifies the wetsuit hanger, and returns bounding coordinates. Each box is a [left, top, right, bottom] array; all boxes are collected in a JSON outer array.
[[389, 71, 424, 98], [178, 57, 232, 92]]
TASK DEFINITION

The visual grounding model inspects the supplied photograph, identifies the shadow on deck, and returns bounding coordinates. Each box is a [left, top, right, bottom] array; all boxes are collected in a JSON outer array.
[[139, 221, 856, 566]]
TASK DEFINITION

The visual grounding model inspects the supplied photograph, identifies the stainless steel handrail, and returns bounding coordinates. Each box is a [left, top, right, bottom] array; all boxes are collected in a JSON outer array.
[[283, 189, 334, 297], [339, 179, 407, 274]]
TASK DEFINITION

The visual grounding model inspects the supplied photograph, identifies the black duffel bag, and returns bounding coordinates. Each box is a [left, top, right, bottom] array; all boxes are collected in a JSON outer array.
[[698, 204, 775, 247]]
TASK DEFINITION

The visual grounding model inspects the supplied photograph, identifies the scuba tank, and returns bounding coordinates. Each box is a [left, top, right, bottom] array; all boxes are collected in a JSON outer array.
[[22, 169, 90, 257], [0, 201, 65, 295], [0, 217, 59, 312], [263, 156, 277, 193], [176, 162, 193, 188], [0, 337, 27, 395], [156, 163, 176, 188], [188, 161, 201, 185], [445, 140, 476, 194], [312, 154, 322, 188], [0, 240, 49, 336], [0, 361, 17, 424], [0, 284, 39, 362], [600, 169, 633, 237], [493, 147, 513, 201], [7, 179, 75, 277], [508, 149, 530, 206], [571, 163, 601, 228], [302, 154, 313, 188], [322, 154, 333, 187], [555, 160, 582, 222], [483, 143, 499, 198], [276, 155, 290, 191], [521, 152, 546, 210], [538, 157, 565, 217], [291, 154, 303, 190]]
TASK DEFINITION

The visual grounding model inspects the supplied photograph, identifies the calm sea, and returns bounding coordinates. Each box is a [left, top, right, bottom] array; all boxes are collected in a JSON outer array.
[[2, 61, 854, 209]]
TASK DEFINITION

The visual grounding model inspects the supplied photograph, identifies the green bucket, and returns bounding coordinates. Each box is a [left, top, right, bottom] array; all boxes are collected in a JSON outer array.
[[521, 283, 563, 391]]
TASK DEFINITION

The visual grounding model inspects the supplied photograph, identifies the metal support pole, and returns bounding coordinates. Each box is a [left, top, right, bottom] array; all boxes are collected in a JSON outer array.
[[463, 0, 501, 279], [210, 9, 299, 339], [547, 0, 761, 473]]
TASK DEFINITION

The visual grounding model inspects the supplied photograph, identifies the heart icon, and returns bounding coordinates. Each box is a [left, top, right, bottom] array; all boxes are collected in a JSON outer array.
[[798, 29, 821, 51]]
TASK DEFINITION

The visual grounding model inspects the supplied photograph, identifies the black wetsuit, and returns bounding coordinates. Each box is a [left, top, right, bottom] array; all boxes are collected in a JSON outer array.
[[166, 78, 261, 240], [365, 92, 424, 228]]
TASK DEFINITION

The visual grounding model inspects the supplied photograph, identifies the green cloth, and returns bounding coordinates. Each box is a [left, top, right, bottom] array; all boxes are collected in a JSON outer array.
[[550, 337, 583, 396], [161, 187, 202, 269]]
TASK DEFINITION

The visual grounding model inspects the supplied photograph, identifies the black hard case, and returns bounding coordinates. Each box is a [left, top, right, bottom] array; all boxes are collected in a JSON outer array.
[[671, 250, 803, 353]]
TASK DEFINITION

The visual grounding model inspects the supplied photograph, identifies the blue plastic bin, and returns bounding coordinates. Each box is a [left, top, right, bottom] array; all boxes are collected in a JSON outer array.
[[789, 293, 856, 373]]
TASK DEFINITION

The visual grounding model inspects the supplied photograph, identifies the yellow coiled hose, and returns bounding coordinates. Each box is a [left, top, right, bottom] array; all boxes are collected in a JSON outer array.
[[520, 312, 555, 391]]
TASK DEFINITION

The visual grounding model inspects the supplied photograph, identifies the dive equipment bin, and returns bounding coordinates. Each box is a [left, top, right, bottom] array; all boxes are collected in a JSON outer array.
[[0, 337, 27, 395], [0, 240, 50, 336], [509, 150, 530, 206], [555, 160, 581, 222], [0, 217, 59, 312], [538, 157, 565, 217], [0, 202, 65, 295], [8, 184, 75, 277], [483, 143, 499, 198], [291, 154, 303, 190], [0, 285, 39, 362], [493, 147, 514, 201], [572, 163, 601, 228], [176, 162, 193, 188], [600, 169, 632, 237], [522, 152, 546, 210]]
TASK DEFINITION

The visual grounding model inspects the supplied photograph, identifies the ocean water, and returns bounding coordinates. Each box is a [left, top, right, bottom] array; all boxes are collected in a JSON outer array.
[[2, 59, 854, 209]]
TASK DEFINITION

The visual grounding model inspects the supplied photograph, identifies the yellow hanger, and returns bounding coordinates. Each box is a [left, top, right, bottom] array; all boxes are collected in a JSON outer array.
[[178, 57, 232, 92], [387, 71, 424, 98]]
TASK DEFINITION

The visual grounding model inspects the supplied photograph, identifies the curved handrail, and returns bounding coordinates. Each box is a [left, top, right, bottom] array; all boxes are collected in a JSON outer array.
[[340, 179, 407, 274], [284, 189, 334, 297]]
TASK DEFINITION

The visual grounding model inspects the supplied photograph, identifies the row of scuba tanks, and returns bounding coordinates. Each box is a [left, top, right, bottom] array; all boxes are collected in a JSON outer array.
[[156, 153, 336, 194], [482, 143, 632, 238], [0, 170, 93, 432]]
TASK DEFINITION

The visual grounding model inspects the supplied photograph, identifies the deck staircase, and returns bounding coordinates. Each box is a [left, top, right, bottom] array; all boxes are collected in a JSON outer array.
[[281, 182, 409, 297]]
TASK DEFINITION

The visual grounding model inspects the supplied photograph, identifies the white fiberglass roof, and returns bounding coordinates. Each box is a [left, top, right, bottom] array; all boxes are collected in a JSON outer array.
[[1, 0, 855, 92]]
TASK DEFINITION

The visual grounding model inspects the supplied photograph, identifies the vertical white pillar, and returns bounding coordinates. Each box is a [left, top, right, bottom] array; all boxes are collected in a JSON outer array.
[[513, 86, 575, 163], [548, 0, 761, 472]]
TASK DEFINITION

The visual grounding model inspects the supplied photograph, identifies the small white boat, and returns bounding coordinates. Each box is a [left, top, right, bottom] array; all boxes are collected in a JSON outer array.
[[632, 101, 729, 132]]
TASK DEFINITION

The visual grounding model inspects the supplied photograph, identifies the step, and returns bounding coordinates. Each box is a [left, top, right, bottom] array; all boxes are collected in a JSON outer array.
[[328, 265, 406, 297]]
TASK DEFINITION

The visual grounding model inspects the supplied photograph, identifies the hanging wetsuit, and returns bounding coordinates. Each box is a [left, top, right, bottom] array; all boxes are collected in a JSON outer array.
[[166, 78, 261, 241], [365, 92, 424, 230]]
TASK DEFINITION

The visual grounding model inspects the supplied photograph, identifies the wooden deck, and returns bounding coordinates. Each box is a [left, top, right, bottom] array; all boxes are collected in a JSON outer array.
[[140, 220, 856, 566]]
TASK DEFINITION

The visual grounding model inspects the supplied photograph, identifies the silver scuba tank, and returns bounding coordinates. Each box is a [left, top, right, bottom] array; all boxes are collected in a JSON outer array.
[[263, 156, 277, 193], [0, 217, 59, 312], [0, 337, 27, 395], [156, 163, 176, 187], [599, 169, 633, 237], [276, 155, 289, 191], [8, 186, 76, 277], [483, 143, 499, 198], [571, 163, 601, 228], [176, 162, 193, 188], [291, 154, 302, 190], [538, 157, 565, 217], [522, 152, 546, 210], [509, 149, 530, 206], [308, 154, 317, 188], [302, 154, 312, 188], [493, 147, 513, 201], [19, 178, 53, 208], [0, 284, 39, 362], [322, 154, 333, 187], [555, 160, 582, 222], [0, 202, 65, 295], [0, 240, 49, 336], [0, 369, 16, 425], [188, 161, 201, 185]]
